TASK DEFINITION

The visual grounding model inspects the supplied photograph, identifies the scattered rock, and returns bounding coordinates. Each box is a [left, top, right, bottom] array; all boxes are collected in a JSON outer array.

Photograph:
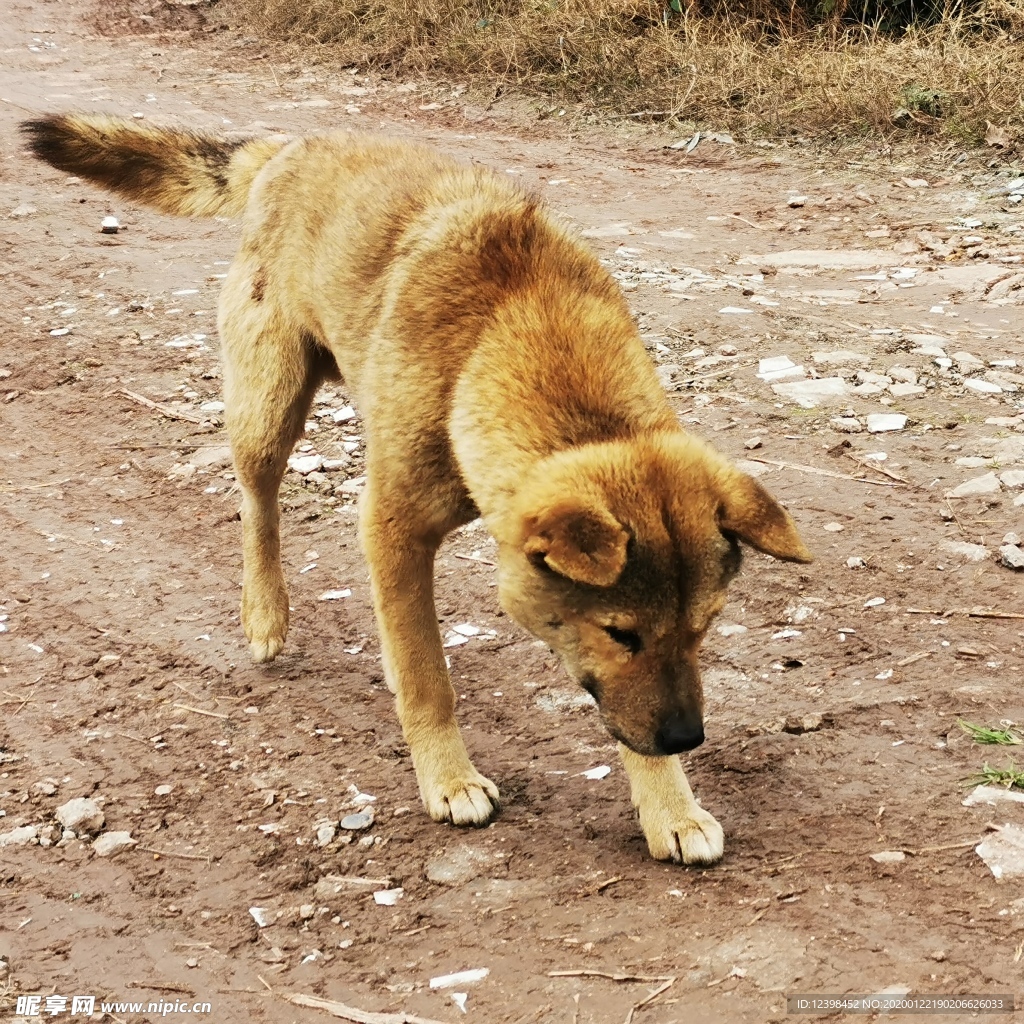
[[100, 215, 120, 234], [249, 906, 273, 927], [299, 903, 316, 920], [32, 780, 58, 797], [977, 824, 1024, 879], [869, 850, 906, 864], [757, 355, 804, 382], [783, 714, 823, 734], [772, 377, 849, 408], [426, 845, 494, 886], [945, 472, 1001, 498], [10, 204, 38, 219], [866, 413, 907, 433], [314, 874, 391, 903], [940, 540, 990, 563], [1001, 470, 1024, 489], [1000, 545, 1024, 570], [717, 623, 748, 636], [1005, 532, 1022, 546], [963, 785, 1024, 807], [315, 820, 338, 847], [0, 825, 38, 848], [373, 887, 404, 906], [154, 784, 174, 796], [340, 810, 374, 831], [429, 967, 490, 990], [288, 454, 324, 475], [965, 379, 1003, 395], [55, 797, 104, 835], [93, 831, 136, 858], [889, 382, 926, 397], [846, 556, 866, 568], [830, 416, 863, 433], [744, 437, 762, 450]]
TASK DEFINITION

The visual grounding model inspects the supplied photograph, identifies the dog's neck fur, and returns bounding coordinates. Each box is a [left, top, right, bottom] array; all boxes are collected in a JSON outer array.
[[448, 281, 680, 540]]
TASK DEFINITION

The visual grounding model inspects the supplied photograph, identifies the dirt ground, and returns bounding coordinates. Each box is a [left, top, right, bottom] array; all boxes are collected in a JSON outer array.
[[2, 1, 1024, 1022]]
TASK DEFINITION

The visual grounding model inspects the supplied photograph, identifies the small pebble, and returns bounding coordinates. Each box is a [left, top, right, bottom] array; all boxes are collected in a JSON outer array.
[[340, 810, 374, 831]]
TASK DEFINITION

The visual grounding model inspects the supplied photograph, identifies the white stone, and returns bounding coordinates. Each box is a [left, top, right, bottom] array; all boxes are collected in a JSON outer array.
[[0, 825, 38, 848], [315, 820, 338, 847], [963, 785, 1024, 807], [889, 382, 926, 397], [870, 850, 906, 864], [940, 541, 990, 562], [771, 377, 849, 408], [830, 416, 863, 433], [717, 623, 748, 636], [945, 473, 1002, 498], [977, 824, 1024, 879], [866, 413, 907, 433], [288, 454, 323, 474], [55, 797, 104, 835], [953, 350, 985, 370], [887, 366, 918, 384], [965, 379, 1003, 395], [430, 968, 490, 990], [373, 887, 404, 906], [93, 831, 136, 857], [1000, 545, 1024, 570], [757, 355, 803, 381]]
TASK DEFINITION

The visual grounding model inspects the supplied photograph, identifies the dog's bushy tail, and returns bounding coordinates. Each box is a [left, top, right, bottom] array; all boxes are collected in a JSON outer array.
[[20, 113, 289, 218]]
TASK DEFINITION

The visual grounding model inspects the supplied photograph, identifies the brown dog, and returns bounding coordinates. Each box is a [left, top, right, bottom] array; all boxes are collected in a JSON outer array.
[[22, 114, 812, 864]]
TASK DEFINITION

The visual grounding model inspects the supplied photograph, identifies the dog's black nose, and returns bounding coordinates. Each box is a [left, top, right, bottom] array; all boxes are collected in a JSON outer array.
[[656, 712, 704, 754]]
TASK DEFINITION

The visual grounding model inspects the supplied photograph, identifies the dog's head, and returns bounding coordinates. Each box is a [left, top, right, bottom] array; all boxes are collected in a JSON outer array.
[[495, 432, 812, 756]]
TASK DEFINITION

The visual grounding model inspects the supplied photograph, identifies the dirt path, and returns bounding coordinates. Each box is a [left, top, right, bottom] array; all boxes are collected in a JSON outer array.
[[2, 3, 1024, 1022]]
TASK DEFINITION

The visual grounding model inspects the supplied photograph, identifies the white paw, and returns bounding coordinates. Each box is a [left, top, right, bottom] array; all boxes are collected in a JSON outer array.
[[639, 803, 724, 865], [420, 769, 500, 826], [241, 586, 288, 663]]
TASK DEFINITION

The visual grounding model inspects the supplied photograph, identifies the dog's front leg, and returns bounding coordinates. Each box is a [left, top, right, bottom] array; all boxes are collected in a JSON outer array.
[[361, 501, 499, 826], [619, 744, 724, 865]]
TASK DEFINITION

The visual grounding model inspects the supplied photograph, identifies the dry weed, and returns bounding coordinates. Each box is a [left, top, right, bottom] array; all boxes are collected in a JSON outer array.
[[226, 0, 1024, 140]]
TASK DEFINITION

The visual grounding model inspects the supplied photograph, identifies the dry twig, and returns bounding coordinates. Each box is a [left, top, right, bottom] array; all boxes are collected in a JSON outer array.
[[172, 702, 230, 720], [281, 991, 447, 1024], [746, 457, 895, 486], [118, 387, 206, 424]]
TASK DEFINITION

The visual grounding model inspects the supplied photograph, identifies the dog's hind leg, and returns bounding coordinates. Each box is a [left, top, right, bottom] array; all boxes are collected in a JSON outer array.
[[619, 744, 724, 865], [220, 269, 337, 663], [360, 477, 500, 826]]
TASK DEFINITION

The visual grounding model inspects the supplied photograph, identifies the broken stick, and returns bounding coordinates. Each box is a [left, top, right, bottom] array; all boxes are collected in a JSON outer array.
[[118, 387, 206, 425], [282, 992, 447, 1024]]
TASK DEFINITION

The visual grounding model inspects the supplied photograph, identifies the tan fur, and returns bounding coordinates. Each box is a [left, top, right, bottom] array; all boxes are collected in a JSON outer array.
[[23, 114, 813, 864]]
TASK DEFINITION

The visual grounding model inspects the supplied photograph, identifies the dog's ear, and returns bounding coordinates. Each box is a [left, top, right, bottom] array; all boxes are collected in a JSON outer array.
[[718, 472, 813, 563], [523, 498, 629, 587]]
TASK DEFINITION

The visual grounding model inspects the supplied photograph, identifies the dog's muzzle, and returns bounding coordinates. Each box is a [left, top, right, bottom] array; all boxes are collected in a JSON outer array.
[[655, 710, 705, 755]]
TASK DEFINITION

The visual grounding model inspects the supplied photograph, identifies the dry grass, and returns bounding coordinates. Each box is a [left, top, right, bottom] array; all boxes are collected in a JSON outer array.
[[225, 0, 1024, 140]]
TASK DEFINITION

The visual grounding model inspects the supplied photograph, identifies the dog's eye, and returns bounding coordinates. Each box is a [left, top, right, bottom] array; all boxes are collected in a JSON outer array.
[[602, 625, 642, 654]]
